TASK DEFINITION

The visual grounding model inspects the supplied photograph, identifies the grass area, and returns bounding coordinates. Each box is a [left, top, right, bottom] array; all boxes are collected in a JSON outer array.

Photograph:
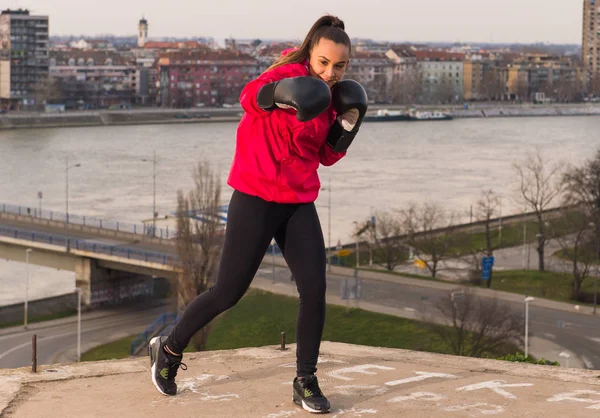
[[474, 269, 597, 303], [0, 309, 76, 330], [81, 335, 138, 362], [82, 290, 519, 362], [553, 247, 600, 265]]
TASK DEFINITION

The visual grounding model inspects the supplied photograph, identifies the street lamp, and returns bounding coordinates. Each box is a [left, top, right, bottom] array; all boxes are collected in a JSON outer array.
[[352, 221, 360, 268], [65, 156, 82, 252], [524, 296, 535, 358], [75, 287, 82, 362], [321, 179, 332, 272], [589, 222, 599, 315], [141, 150, 157, 237], [24, 248, 32, 329], [38, 191, 43, 217]]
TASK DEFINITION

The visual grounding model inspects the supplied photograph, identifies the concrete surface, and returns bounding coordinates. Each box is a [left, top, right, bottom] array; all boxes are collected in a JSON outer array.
[[1, 342, 600, 417]]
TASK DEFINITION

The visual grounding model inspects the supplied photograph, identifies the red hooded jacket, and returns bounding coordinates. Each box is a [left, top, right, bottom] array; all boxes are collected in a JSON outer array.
[[227, 51, 346, 203]]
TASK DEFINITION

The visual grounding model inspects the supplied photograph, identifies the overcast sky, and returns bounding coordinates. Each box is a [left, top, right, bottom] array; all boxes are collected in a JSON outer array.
[[8, 0, 583, 44]]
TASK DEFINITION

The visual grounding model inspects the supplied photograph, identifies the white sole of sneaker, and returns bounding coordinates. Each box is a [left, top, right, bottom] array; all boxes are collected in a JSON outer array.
[[293, 396, 329, 414], [149, 337, 170, 396]]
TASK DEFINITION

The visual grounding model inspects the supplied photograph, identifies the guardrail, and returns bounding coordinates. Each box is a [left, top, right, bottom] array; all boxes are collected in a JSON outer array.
[[0, 225, 178, 265], [0, 202, 173, 239], [130, 312, 179, 356]]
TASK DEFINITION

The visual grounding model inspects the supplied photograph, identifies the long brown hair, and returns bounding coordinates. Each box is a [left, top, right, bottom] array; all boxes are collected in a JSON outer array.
[[265, 15, 351, 73]]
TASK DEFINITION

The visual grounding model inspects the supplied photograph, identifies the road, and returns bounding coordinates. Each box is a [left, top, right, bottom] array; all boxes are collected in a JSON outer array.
[[259, 264, 600, 369], [0, 301, 172, 369]]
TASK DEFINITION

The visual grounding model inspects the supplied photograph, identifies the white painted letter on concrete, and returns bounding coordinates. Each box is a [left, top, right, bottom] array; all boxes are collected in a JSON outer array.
[[547, 390, 600, 410], [327, 364, 395, 381], [456, 380, 533, 400], [444, 403, 505, 415], [331, 385, 389, 396], [385, 371, 457, 387], [388, 392, 447, 403]]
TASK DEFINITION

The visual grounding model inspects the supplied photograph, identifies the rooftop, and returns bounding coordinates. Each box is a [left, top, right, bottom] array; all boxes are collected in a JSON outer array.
[[1, 341, 599, 417]]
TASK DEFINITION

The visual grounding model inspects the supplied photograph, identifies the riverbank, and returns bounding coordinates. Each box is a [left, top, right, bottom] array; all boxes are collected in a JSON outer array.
[[2, 103, 600, 130]]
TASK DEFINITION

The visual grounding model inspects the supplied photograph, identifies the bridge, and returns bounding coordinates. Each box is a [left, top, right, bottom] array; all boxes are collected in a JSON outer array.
[[0, 203, 180, 307]]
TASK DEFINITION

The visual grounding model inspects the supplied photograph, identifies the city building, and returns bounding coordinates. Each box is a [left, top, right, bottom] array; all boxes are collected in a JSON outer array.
[[582, 0, 600, 89], [463, 56, 505, 101], [343, 51, 394, 103], [0, 8, 49, 109], [156, 49, 257, 107], [385, 47, 418, 104], [49, 50, 136, 109], [414, 51, 465, 104]]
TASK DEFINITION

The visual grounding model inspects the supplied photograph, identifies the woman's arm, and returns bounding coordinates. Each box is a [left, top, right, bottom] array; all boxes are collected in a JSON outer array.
[[319, 143, 346, 166]]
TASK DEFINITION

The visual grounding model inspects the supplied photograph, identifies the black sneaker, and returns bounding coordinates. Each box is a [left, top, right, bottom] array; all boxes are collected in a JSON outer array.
[[292, 375, 331, 413], [149, 336, 187, 396]]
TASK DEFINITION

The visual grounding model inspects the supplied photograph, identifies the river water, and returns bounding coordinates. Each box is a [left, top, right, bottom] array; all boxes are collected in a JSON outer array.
[[1, 115, 599, 305]]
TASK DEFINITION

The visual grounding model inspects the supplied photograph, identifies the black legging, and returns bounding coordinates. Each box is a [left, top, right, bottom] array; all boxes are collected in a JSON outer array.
[[166, 189, 327, 377]]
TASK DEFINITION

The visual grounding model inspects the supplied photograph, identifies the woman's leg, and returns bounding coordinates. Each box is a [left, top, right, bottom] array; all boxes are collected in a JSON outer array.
[[274, 202, 327, 377], [166, 190, 282, 354]]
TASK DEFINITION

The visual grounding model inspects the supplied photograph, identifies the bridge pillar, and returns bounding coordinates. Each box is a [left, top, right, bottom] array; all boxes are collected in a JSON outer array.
[[74, 258, 114, 306], [74, 258, 93, 306]]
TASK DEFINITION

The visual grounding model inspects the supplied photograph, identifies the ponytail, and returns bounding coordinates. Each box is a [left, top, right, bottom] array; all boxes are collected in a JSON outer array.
[[264, 15, 351, 73]]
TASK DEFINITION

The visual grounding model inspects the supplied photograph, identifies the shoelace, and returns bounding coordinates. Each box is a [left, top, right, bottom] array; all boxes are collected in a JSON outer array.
[[302, 376, 324, 398], [167, 360, 187, 380]]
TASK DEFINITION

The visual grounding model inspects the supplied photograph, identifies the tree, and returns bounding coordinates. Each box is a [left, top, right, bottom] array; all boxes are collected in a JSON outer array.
[[513, 149, 563, 271], [589, 73, 600, 98], [175, 161, 224, 351], [475, 190, 502, 288], [359, 210, 406, 271], [480, 67, 505, 101], [402, 202, 461, 278], [392, 65, 421, 105], [427, 289, 525, 357], [561, 149, 600, 295], [32, 76, 63, 109], [553, 74, 578, 103], [551, 208, 595, 299], [562, 149, 600, 239]]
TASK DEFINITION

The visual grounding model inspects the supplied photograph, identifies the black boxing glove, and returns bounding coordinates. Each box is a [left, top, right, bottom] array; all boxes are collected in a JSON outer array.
[[326, 80, 368, 153], [257, 76, 331, 122]]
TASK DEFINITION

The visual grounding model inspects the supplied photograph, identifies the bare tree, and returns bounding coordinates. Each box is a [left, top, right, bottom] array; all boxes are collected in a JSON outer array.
[[589, 73, 600, 98], [513, 149, 563, 271], [514, 72, 530, 102], [427, 289, 525, 357], [392, 65, 421, 105], [480, 67, 505, 101], [402, 202, 460, 278], [476, 190, 502, 288], [360, 210, 406, 271], [32, 76, 62, 109], [561, 150, 600, 295], [551, 208, 595, 299], [175, 161, 223, 351], [563, 149, 600, 236], [434, 78, 457, 104], [553, 74, 578, 103]]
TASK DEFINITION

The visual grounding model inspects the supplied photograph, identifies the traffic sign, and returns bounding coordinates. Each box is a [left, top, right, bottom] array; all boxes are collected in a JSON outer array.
[[338, 249, 351, 257], [481, 256, 495, 281]]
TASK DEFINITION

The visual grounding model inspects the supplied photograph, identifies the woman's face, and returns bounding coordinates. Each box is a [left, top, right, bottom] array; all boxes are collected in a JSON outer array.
[[308, 38, 350, 88]]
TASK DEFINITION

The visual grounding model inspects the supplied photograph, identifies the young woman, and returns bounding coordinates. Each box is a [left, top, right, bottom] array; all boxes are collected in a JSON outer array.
[[150, 14, 368, 414]]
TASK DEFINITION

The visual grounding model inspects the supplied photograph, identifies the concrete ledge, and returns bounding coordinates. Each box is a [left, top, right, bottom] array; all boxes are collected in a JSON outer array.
[[1, 342, 599, 417]]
